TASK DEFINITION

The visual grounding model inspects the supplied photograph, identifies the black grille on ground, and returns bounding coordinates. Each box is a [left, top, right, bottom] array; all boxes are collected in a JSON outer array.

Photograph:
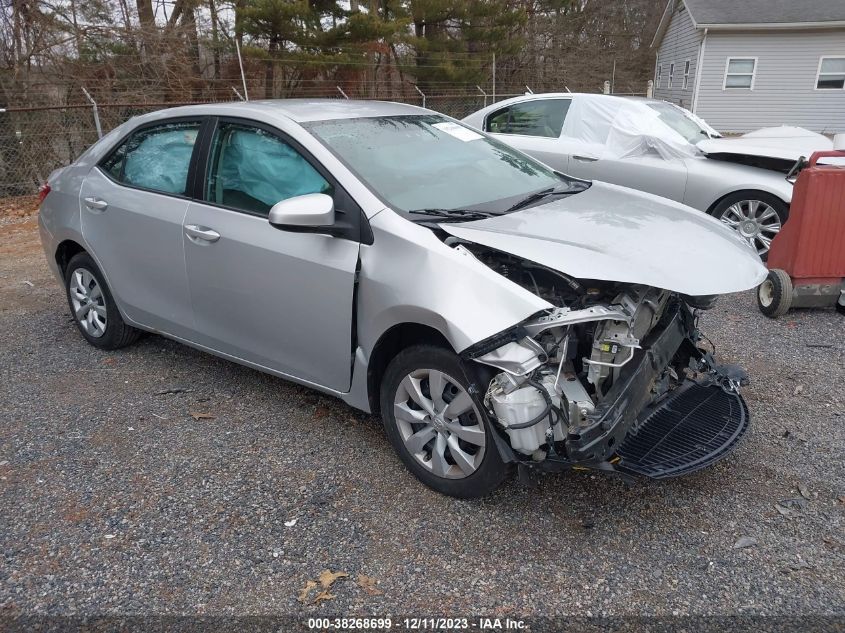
[[616, 383, 749, 479]]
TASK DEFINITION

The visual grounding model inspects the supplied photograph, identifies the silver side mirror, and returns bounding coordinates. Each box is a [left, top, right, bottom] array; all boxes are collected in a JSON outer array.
[[268, 193, 335, 230]]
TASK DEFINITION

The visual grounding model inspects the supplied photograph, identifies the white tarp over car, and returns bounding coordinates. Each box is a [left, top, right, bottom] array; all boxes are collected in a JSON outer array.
[[560, 96, 701, 161]]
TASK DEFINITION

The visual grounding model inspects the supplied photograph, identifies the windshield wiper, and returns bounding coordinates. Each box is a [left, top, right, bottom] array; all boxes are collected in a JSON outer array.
[[506, 184, 583, 213], [408, 208, 496, 222]]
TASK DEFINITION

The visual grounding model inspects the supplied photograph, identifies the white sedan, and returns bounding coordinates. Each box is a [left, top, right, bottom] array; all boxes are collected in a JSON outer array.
[[463, 93, 832, 257]]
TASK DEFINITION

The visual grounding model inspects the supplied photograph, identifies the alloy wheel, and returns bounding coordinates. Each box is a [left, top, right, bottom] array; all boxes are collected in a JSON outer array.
[[718, 199, 781, 256], [69, 268, 107, 338], [393, 369, 486, 479]]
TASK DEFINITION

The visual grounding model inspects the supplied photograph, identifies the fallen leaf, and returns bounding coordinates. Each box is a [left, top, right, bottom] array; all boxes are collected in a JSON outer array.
[[780, 498, 808, 510], [298, 580, 318, 603], [189, 411, 215, 420], [284, 518, 298, 527], [313, 590, 336, 604], [838, 496, 845, 505], [313, 406, 330, 419], [155, 388, 191, 395], [733, 536, 757, 549], [357, 574, 383, 596], [318, 569, 349, 588], [102, 357, 117, 366], [775, 502, 804, 519], [798, 483, 811, 500]]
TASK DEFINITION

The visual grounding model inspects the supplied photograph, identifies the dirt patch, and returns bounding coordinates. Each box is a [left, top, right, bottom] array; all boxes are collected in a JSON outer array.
[[0, 195, 39, 219]]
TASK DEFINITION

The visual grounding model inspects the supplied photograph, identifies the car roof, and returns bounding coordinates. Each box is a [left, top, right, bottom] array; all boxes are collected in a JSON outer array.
[[130, 99, 430, 125], [489, 92, 663, 107]]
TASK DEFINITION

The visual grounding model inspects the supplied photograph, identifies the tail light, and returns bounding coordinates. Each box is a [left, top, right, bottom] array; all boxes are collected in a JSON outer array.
[[38, 183, 51, 203]]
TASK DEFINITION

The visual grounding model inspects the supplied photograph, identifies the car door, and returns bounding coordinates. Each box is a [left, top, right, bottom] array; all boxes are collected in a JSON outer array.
[[80, 118, 201, 338], [580, 152, 689, 202], [483, 98, 572, 173], [182, 118, 360, 392]]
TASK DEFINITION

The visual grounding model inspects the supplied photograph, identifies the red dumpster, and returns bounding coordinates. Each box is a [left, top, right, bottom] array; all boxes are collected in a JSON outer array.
[[757, 150, 845, 317]]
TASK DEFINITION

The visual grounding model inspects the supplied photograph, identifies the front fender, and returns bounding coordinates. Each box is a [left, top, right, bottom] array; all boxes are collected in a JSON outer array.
[[684, 158, 794, 210], [356, 210, 551, 358]]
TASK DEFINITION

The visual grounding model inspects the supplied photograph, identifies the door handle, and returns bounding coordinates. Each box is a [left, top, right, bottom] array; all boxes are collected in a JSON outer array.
[[573, 155, 599, 163], [185, 224, 221, 243], [84, 197, 108, 212]]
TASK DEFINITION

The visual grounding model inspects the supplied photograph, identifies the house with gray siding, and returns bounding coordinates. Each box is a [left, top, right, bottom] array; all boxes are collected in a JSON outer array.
[[651, 0, 845, 134]]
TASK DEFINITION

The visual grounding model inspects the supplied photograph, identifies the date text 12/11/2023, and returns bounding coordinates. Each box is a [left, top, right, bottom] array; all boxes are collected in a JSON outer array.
[[307, 617, 527, 630]]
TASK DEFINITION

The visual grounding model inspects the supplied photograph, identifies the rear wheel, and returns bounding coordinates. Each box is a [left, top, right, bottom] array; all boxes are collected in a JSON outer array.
[[757, 269, 793, 318], [379, 345, 508, 498], [65, 252, 141, 349], [711, 192, 787, 260]]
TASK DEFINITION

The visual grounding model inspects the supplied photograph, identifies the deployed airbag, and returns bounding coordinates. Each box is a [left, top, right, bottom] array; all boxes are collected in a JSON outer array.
[[217, 129, 330, 208]]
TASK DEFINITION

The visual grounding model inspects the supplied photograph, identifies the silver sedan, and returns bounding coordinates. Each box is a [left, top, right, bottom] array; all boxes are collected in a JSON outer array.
[[462, 93, 828, 257], [39, 100, 765, 497]]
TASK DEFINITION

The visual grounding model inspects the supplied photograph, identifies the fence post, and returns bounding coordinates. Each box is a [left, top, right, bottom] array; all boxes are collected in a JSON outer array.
[[603, 80, 611, 95], [235, 39, 249, 101], [81, 87, 103, 139], [414, 85, 426, 109], [476, 85, 488, 108], [646, 80, 654, 98], [492, 53, 496, 102]]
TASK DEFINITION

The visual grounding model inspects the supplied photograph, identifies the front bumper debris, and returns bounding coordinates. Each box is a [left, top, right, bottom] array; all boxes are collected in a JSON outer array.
[[490, 299, 751, 479], [615, 382, 748, 478]]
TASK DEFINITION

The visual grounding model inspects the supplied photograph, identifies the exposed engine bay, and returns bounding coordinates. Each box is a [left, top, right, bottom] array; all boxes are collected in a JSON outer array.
[[454, 242, 748, 475]]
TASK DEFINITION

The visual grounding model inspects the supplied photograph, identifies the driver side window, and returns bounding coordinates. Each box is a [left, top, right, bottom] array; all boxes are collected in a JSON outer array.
[[206, 122, 332, 215]]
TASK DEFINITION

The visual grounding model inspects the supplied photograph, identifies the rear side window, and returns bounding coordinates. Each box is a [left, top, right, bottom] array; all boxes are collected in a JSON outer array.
[[485, 99, 571, 138], [205, 122, 332, 216], [100, 121, 201, 195]]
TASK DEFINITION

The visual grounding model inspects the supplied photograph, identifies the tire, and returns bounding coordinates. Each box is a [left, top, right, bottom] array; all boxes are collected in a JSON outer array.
[[836, 300, 845, 316], [757, 269, 793, 318], [711, 191, 788, 261], [64, 252, 141, 350], [379, 345, 508, 498]]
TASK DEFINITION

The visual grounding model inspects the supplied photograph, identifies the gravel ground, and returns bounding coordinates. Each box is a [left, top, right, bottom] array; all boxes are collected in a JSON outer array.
[[1, 212, 843, 622]]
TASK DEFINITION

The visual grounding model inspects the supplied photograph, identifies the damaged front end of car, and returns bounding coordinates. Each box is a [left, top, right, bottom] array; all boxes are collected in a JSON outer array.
[[459, 248, 750, 480]]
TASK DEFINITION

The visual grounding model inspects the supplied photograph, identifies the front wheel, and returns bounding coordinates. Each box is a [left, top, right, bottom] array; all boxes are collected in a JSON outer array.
[[711, 192, 788, 260], [379, 345, 508, 498]]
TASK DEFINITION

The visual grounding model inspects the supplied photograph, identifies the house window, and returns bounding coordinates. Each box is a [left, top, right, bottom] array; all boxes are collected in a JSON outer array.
[[683, 60, 691, 90], [724, 58, 757, 89], [656, 64, 662, 88], [668, 63, 675, 89], [816, 57, 845, 89]]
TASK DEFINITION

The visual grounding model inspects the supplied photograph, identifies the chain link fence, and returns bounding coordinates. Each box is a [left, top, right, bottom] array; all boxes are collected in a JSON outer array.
[[0, 93, 524, 198]]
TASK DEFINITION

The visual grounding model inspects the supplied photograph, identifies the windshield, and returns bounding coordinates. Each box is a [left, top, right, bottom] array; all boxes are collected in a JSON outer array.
[[646, 102, 714, 144], [305, 114, 566, 214]]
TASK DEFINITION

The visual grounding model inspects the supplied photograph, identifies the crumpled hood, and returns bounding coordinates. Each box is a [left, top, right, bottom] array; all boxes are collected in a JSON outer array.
[[441, 181, 767, 296], [698, 126, 832, 162]]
